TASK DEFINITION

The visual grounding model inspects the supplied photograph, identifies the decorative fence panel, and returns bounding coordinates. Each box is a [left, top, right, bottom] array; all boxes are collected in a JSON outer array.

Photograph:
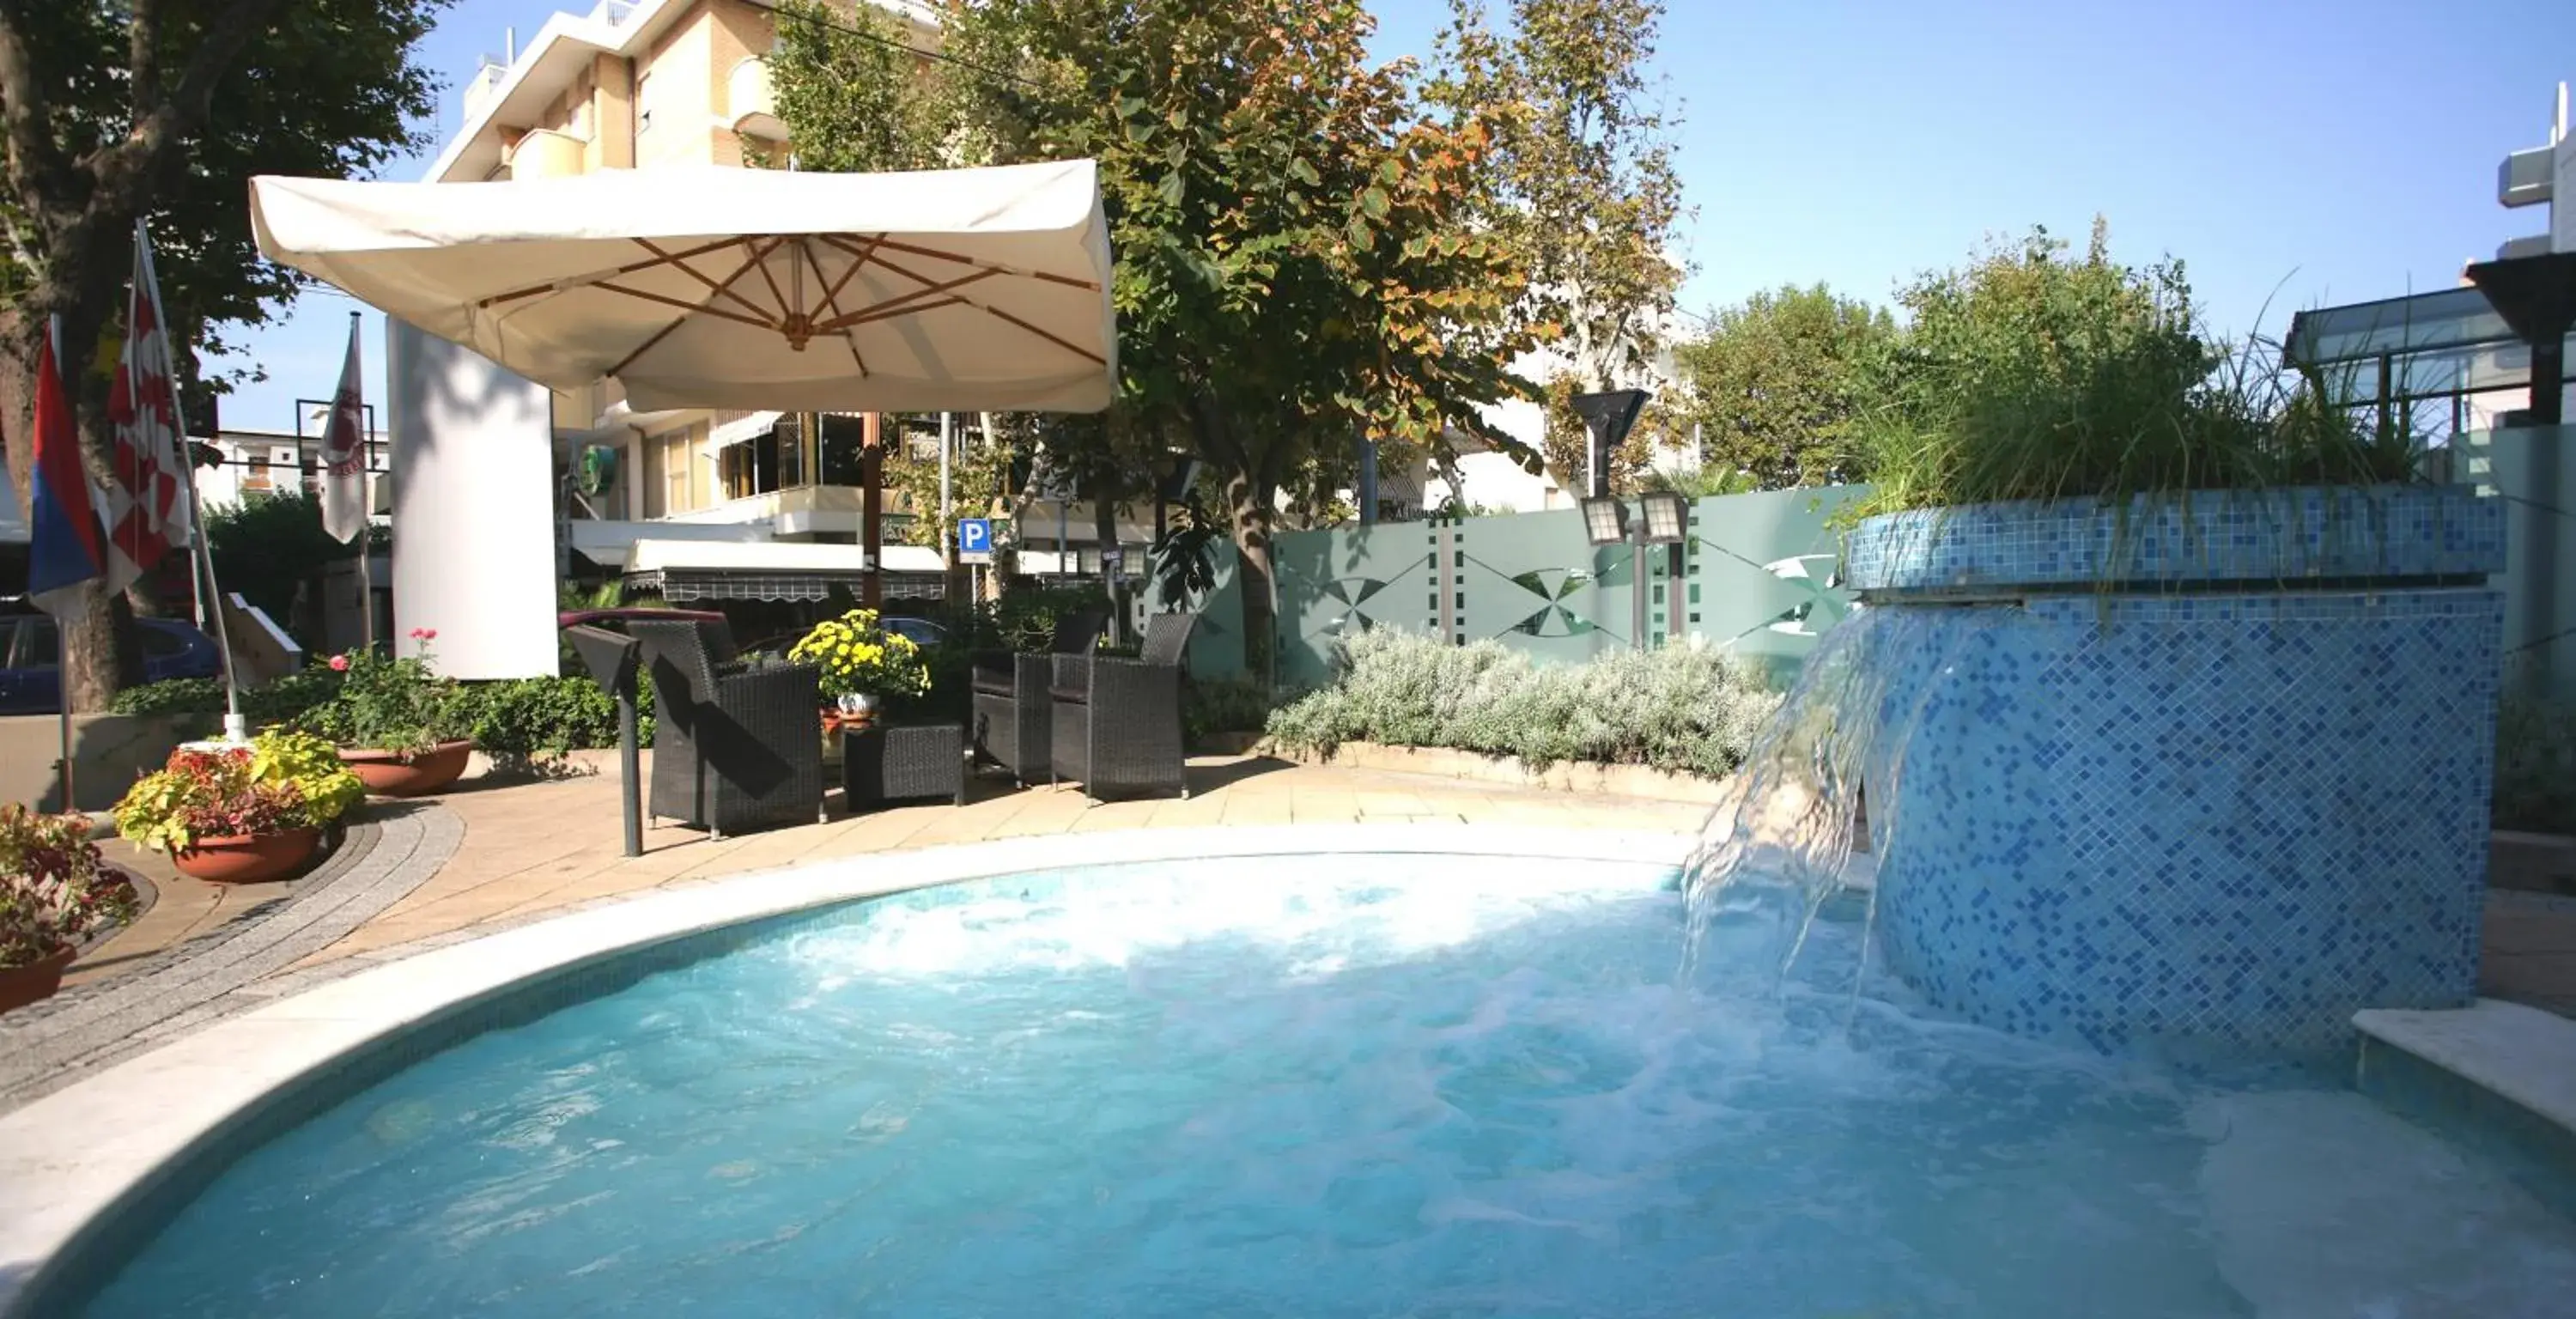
[[1174, 486, 1866, 687]]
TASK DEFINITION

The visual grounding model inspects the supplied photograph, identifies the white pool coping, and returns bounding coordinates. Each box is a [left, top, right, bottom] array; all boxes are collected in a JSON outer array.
[[0, 823, 1693, 1315], [2354, 999, 2576, 1138]]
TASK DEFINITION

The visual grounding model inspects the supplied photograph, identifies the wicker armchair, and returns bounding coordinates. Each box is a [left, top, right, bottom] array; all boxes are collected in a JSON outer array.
[[629, 618, 826, 838], [1049, 611, 1199, 802], [969, 606, 1108, 786]]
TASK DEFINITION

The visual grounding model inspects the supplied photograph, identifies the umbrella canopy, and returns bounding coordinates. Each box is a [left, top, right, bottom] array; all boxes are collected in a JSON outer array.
[[250, 159, 1115, 414]]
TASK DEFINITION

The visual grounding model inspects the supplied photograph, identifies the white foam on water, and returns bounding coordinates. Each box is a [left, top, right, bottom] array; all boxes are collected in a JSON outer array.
[[2197, 1090, 2576, 1319]]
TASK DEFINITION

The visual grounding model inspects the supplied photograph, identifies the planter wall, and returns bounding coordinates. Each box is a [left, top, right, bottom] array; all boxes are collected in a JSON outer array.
[[1843, 486, 2506, 1055]]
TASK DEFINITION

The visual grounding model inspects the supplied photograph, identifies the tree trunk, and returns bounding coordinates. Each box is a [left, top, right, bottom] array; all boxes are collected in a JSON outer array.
[[1227, 480, 1278, 687], [1093, 489, 1123, 646], [1, 297, 142, 711]]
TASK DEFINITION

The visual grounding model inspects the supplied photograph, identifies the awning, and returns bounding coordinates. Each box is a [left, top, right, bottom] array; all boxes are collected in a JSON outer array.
[[2285, 284, 2575, 406], [248, 159, 1116, 413], [619, 538, 946, 602]]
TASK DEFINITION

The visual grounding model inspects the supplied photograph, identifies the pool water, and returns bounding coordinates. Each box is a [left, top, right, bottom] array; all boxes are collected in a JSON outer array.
[[82, 855, 2576, 1317]]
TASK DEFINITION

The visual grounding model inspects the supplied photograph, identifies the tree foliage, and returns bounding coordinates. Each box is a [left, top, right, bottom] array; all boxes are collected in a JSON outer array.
[[1430, 0, 1686, 392], [769, 0, 1542, 680], [1671, 283, 1896, 490], [0, 0, 445, 707]]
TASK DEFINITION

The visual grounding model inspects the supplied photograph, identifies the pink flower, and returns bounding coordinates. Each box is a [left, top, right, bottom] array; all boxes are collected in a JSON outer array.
[[328, 654, 350, 672], [408, 628, 428, 640], [422, 629, 437, 641]]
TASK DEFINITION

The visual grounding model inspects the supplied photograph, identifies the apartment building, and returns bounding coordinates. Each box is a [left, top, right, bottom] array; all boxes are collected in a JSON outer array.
[[428, 0, 963, 605]]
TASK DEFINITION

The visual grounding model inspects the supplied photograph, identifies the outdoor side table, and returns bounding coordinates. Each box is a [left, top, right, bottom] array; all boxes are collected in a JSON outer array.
[[841, 723, 967, 811]]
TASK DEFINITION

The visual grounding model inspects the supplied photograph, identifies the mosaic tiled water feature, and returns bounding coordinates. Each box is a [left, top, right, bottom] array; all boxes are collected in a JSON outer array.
[[1842, 487, 2506, 1055]]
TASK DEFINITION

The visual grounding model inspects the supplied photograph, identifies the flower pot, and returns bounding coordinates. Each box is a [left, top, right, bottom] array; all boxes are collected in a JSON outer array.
[[339, 740, 474, 797], [173, 828, 320, 884], [0, 944, 76, 1016]]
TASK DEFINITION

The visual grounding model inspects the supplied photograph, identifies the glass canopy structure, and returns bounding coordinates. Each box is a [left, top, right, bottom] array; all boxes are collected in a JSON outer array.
[[2284, 285, 2573, 412]]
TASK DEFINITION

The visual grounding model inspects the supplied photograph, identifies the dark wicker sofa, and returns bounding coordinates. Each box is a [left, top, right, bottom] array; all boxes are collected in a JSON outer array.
[[969, 607, 1107, 786], [1048, 611, 1199, 802], [628, 618, 826, 837]]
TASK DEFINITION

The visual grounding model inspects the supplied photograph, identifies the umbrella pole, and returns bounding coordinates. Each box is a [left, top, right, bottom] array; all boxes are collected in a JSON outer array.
[[861, 412, 884, 610]]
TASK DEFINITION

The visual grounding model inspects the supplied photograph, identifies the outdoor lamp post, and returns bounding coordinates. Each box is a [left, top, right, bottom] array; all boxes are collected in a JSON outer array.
[[1578, 495, 1629, 546], [1638, 491, 1690, 646]]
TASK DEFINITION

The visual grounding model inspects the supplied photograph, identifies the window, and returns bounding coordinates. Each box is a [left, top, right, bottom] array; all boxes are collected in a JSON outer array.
[[659, 429, 691, 514], [16, 618, 55, 671], [245, 455, 271, 492], [139, 625, 191, 660], [635, 71, 653, 133]]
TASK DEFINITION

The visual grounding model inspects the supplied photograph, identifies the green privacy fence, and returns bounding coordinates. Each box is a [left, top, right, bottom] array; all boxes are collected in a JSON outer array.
[[1172, 487, 1866, 689]]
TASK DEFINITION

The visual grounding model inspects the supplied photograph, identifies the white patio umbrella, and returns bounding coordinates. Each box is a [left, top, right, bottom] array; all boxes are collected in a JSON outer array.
[[249, 159, 1115, 413]]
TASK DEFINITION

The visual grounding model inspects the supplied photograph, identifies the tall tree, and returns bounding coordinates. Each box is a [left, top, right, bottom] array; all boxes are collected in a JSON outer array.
[[1431, 0, 1686, 503], [771, 0, 1539, 680], [0, 0, 444, 708], [1671, 284, 1898, 489]]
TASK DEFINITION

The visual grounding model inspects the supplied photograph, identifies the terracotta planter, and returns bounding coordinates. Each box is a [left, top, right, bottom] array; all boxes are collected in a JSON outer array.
[[173, 828, 320, 884], [339, 740, 474, 797], [0, 944, 76, 1016]]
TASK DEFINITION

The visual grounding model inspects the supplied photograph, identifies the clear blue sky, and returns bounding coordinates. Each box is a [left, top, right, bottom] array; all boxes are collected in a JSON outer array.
[[219, 0, 2576, 434]]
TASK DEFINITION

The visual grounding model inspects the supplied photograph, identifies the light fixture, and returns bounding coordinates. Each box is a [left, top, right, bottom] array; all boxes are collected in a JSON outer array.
[[1578, 495, 1629, 545], [1639, 491, 1688, 544]]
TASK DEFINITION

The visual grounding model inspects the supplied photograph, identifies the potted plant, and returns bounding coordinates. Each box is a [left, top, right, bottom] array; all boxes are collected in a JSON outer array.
[[792, 609, 933, 732], [113, 729, 368, 884], [0, 805, 139, 1014], [306, 629, 477, 796]]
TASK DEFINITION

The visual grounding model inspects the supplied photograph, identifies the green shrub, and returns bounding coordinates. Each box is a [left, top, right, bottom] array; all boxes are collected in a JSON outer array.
[[2496, 686, 2576, 836], [1849, 222, 2418, 521], [110, 670, 346, 729], [1186, 676, 1279, 746], [1266, 629, 1781, 778], [455, 676, 655, 766]]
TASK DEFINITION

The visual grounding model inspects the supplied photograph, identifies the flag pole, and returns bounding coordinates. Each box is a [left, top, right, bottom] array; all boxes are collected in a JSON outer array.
[[46, 313, 76, 810], [140, 220, 245, 743]]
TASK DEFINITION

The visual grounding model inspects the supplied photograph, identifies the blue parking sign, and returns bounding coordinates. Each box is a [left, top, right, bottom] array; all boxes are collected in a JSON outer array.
[[957, 519, 992, 554]]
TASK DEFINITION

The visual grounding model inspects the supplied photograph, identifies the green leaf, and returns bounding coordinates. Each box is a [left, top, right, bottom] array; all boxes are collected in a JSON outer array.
[[1359, 187, 1390, 220]]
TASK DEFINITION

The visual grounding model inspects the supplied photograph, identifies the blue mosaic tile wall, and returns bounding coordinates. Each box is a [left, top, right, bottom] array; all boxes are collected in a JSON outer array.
[[1844, 485, 2504, 593], [1853, 492, 2506, 1055]]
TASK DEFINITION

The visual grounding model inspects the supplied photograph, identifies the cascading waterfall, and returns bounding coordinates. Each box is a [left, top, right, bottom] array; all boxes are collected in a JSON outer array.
[[1679, 604, 1973, 988]]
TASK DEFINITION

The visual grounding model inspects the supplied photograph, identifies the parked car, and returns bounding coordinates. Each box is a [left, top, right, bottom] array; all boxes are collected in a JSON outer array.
[[742, 614, 950, 660], [0, 612, 224, 715]]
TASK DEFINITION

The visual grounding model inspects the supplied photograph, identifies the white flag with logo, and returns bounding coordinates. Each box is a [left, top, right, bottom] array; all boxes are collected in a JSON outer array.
[[320, 316, 368, 544], [103, 230, 193, 593]]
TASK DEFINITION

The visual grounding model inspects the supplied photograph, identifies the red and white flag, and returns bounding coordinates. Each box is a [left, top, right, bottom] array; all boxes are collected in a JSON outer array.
[[319, 314, 368, 544], [102, 230, 192, 594]]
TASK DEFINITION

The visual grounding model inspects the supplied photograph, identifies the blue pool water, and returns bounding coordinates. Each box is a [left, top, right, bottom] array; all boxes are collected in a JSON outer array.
[[81, 855, 2576, 1317]]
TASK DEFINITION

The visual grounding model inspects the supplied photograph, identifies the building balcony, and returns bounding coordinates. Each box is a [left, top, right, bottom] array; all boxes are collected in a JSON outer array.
[[728, 57, 783, 143], [507, 128, 587, 180], [2502, 143, 2556, 209]]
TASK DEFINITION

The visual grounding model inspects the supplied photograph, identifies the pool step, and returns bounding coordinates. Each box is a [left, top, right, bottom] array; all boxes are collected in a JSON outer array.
[[2354, 998, 2576, 1218]]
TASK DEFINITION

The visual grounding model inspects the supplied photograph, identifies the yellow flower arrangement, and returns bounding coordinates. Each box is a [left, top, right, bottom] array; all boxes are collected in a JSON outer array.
[[789, 610, 932, 702]]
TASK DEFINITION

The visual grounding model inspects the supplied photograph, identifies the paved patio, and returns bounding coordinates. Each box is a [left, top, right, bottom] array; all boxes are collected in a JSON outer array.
[[85, 751, 1710, 983]]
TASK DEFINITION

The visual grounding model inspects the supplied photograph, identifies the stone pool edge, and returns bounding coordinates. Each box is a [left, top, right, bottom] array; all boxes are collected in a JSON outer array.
[[2354, 999, 2576, 1220], [0, 822, 1692, 1317]]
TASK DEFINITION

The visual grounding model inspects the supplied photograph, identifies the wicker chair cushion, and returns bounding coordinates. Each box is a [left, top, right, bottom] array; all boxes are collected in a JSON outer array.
[[969, 668, 1018, 697], [1048, 684, 1090, 704]]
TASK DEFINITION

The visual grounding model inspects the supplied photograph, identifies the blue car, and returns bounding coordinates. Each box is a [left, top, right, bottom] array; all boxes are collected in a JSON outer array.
[[0, 613, 224, 714]]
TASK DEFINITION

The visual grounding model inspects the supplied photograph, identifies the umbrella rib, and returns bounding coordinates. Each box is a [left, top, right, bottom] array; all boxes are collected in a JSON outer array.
[[608, 316, 688, 378], [634, 238, 782, 325], [750, 242, 795, 324], [815, 270, 998, 333], [594, 280, 775, 328], [603, 239, 790, 378], [796, 237, 870, 379], [863, 235, 1100, 291], [980, 304, 1107, 366], [816, 235, 1101, 364], [817, 234, 885, 312], [476, 235, 744, 309]]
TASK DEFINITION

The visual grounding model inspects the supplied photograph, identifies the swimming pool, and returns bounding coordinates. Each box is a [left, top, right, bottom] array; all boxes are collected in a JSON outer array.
[[41, 848, 2576, 1316]]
